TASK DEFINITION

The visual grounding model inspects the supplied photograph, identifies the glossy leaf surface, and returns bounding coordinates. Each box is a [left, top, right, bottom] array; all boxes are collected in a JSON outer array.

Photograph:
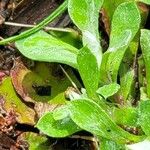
[[15, 30, 78, 68], [36, 112, 80, 137], [101, 2, 141, 82], [68, 99, 144, 143]]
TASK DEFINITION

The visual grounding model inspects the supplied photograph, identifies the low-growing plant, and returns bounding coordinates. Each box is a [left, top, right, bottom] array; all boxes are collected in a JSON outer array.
[[1, 0, 150, 149]]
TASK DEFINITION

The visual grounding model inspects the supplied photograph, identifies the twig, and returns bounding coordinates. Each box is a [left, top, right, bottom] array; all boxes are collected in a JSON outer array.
[[59, 65, 81, 94], [4, 21, 72, 33], [0, 0, 67, 45]]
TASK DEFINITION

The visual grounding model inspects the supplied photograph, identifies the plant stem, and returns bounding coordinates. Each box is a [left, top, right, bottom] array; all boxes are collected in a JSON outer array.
[[4, 21, 72, 32], [0, 0, 68, 45]]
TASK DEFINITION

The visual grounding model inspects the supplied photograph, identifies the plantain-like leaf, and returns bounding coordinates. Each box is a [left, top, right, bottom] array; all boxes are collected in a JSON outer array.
[[15, 30, 78, 68], [36, 111, 80, 138], [96, 83, 120, 99], [68, 0, 103, 90], [140, 29, 150, 98], [101, 2, 141, 82], [77, 47, 99, 98], [138, 100, 150, 136], [68, 99, 144, 143]]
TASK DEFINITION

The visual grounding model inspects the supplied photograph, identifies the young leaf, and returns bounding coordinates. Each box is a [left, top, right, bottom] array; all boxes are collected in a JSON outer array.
[[77, 47, 99, 98], [138, 100, 150, 136], [36, 112, 80, 137], [101, 2, 141, 82], [140, 29, 150, 98], [15, 30, 78, 68], [96, 83, 120, 99], [68, 99, 144, 143]]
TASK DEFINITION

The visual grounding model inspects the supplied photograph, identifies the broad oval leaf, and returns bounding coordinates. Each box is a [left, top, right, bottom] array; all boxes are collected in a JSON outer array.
[[36, 112, 80, 138], [101, 2, 141, 82], [68, 99, 144, 143], [140, 29, 150, 98], [68, 0, 103, 39], [15, 30, 78, 68], [96, 83, 120, 99]]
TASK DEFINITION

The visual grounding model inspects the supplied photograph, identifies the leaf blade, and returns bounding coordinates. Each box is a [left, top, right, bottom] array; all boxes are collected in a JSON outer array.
[[15, 30, 78, 68]]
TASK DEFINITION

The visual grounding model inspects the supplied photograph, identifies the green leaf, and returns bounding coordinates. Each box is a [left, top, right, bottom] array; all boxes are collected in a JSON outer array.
[[15, 30, 78, 68], [100, 138, 126, 150], [140, 29, 150, 98], [112, 107, 138, 127], [68, 0, 103, 70], [68, 0, 103, 39], [138, 100, 150, 136], [36, 112, 80, 137], [101, 2, 141, 82], [119, 63, 134, 101], [49, 29, 82, 49], [137, 0, 150, 4], [77, 47, 99, 98], [68, 99, 144, 143], [96, 83, 120, 99]]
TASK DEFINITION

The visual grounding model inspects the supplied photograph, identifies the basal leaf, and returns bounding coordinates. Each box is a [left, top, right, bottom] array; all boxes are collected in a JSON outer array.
[[101, 2, 141, 82], [77, 47, 99, 98], [140, 29, 150, 98], [36, 112, 80, 137], [96, 83, 120, 99], [68, 0, 103, 89], [68, 99, 144, 143], [15, 30, 78, 68], [138, 100, 150, 136]]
